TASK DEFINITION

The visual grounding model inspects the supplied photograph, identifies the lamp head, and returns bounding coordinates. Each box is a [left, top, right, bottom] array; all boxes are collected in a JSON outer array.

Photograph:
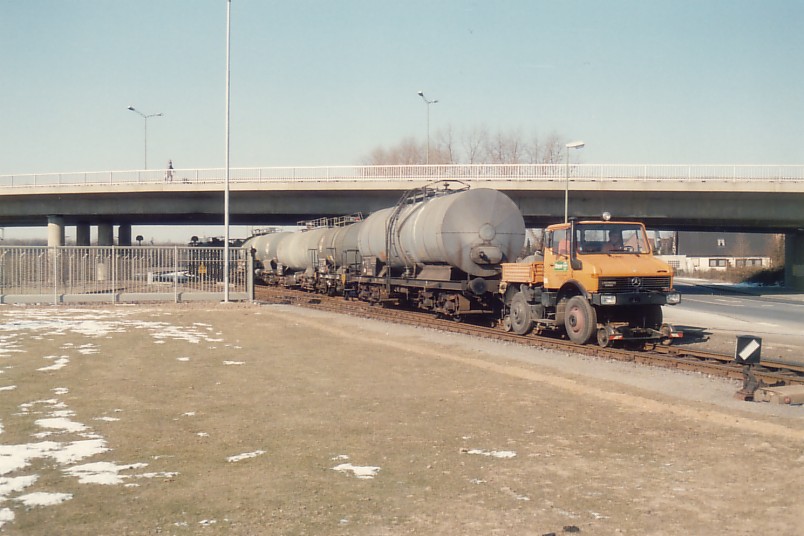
[[417, 91, 424, 97], [127, 106, 135, 111]]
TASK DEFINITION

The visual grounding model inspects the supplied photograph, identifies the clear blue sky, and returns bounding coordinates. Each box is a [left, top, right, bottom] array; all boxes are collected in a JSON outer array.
[[1, 1, 802, 241], [2, 0, 802, 174]]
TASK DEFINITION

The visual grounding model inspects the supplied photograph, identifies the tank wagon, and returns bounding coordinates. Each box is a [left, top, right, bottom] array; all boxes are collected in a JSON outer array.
[[242, 214, 363, 294], [243, 182, 681, 347], [353, 182, 526, 316], [244, 181, 525, 316]]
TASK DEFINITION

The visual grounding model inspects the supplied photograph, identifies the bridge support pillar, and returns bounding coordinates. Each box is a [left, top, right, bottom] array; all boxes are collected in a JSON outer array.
[[118, 223, 132, 247], [98, 223, 114, 246], [47, 215, 65, 247], [75, 222, 91, 246], [785, 231, 804, 291]]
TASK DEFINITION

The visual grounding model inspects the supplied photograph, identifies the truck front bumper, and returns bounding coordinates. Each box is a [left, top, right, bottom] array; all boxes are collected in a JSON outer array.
[[591, 291, 680, 307]]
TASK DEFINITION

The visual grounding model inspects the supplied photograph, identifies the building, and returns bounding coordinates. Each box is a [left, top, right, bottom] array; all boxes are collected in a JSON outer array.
[[657, 232, 778, 275]]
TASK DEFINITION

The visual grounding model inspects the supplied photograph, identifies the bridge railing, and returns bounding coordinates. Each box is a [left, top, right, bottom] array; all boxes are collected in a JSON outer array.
[[1, 164, 802, 188]]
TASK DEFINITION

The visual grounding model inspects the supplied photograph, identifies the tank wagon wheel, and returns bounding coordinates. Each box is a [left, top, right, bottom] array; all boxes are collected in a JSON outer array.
[[509, 293, 533, 336], [564, 296, 597, 345]]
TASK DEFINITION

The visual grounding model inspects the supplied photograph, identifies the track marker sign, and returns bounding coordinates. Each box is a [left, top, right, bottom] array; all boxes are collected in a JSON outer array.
[[735, 335, 762, 365]]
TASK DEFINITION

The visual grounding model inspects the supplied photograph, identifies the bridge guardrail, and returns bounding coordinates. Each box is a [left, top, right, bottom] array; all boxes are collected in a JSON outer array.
[[0, 246, 251, 305], [1, 164, 803, 188]]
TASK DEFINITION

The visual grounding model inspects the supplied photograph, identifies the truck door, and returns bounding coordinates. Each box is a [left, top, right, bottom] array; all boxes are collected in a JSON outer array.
[[544, 227, 572, 290]]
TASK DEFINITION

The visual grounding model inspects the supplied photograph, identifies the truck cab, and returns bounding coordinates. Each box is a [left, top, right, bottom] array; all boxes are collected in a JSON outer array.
[[501, 217, 682, 346]]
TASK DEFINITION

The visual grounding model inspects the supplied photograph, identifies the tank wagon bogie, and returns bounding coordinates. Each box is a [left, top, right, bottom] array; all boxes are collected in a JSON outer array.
[[243, 183, 682, 347]]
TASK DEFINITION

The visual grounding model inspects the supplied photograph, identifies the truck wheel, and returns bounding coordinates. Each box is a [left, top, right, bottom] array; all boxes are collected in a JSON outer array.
[[509, 293, 533, 335], [564, 296, 597, 344], [644, 304, 663, 329]]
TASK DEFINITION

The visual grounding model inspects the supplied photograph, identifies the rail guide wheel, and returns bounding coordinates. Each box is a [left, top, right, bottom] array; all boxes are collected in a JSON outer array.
[[502, 315, 512, 332], [596, 327, 610, 348]]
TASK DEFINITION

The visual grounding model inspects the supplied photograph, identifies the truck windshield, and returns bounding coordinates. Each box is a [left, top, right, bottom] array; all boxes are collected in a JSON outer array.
[[575, 224, 650, 254]]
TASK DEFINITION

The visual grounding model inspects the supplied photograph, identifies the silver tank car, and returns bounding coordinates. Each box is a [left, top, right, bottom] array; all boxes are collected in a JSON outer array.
[[318, 222, 363, 268], [242, 231, 293, 272], [276, 227, 332, 271], [357, 187, 525, 277]]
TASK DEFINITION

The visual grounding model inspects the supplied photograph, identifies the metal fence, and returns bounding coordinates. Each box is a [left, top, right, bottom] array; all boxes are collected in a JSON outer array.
[[0, 246, 252, 305], [1, 164, 803, 188]]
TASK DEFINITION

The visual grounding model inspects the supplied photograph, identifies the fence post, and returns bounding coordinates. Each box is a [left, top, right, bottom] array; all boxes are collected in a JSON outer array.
[[174, 246, 179, 303], [247, 249, 255, 301], [53, 247, 58, 305], [112, 245, 117, 304]]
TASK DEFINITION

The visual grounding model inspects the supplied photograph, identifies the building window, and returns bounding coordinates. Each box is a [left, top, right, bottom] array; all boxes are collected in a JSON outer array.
[[717, 238, 726, 248], [709, 259, 728, 268]]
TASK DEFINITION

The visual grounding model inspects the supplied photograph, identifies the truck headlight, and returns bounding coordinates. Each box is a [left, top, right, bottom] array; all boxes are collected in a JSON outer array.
[[666, 292, 681, 305], [600, 294, 617, 305]]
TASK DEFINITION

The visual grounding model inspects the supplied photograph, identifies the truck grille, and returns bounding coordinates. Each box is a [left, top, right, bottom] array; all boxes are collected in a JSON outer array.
[[598, 276, 671, 291]]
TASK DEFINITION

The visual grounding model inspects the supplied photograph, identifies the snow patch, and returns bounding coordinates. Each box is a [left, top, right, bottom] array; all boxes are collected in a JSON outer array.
[[461, 448, 517, 459], [226, 450, 265, 463], [64, 461, 149, 485], [332, 463, 381, 479], [15, 491, 73, 507]]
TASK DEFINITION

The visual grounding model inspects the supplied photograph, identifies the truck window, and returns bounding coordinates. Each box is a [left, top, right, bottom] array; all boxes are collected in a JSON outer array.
[[552, 228, 569, 255], [576, 224, 650, 254]]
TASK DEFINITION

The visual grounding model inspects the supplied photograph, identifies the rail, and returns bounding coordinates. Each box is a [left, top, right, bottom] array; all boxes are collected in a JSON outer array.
[[0, 246, 252, 304], [1, 164, 803, 188]]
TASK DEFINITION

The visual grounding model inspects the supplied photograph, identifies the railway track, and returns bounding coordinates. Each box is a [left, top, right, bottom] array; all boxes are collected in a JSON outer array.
[[254, 286, 804, 388]]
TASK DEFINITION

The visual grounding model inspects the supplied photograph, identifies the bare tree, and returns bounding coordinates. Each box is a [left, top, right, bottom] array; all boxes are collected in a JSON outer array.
[[540, 132, 565, 164], [363, 137, 425, 165], [485, 128, 523, 164], [433, 126, 458, 164], [362, 125, 567, 166], [461, 125, 490, 164]]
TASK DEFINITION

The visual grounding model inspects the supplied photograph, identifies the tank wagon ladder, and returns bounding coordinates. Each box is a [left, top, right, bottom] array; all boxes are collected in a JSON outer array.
[[383, 181, 470, 292]]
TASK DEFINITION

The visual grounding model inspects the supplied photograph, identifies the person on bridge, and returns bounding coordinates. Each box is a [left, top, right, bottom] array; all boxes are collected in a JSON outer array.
[[165, 160, 174, 182]]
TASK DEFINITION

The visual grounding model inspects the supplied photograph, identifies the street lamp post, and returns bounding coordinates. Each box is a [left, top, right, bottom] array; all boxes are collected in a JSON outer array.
[[564, 141, 585, 223], [223, 0, 232, 303], [417, 91, 438, 165], [127, 106, 163, 169]]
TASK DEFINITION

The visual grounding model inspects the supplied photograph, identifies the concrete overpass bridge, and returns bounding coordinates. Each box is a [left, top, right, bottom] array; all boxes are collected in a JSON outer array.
[[2, 164, 804, 288]]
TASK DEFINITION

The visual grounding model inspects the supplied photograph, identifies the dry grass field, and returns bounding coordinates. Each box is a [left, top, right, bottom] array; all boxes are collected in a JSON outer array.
[[0, 303, 802, 535]]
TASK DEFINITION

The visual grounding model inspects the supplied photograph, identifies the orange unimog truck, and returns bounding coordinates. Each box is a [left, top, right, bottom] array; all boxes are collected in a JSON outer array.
[[500, 216, 682, 347]]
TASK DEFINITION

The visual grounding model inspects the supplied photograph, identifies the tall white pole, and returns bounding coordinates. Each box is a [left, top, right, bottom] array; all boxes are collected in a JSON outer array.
[[564, 149, 569, 223], [426, 103, 430, 165], [127, 106, 162, 169], [417, 91, 437, 165], [564, 141, 585, 223], [143, 117, 148, 170], [224, 0, 231, 302]]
